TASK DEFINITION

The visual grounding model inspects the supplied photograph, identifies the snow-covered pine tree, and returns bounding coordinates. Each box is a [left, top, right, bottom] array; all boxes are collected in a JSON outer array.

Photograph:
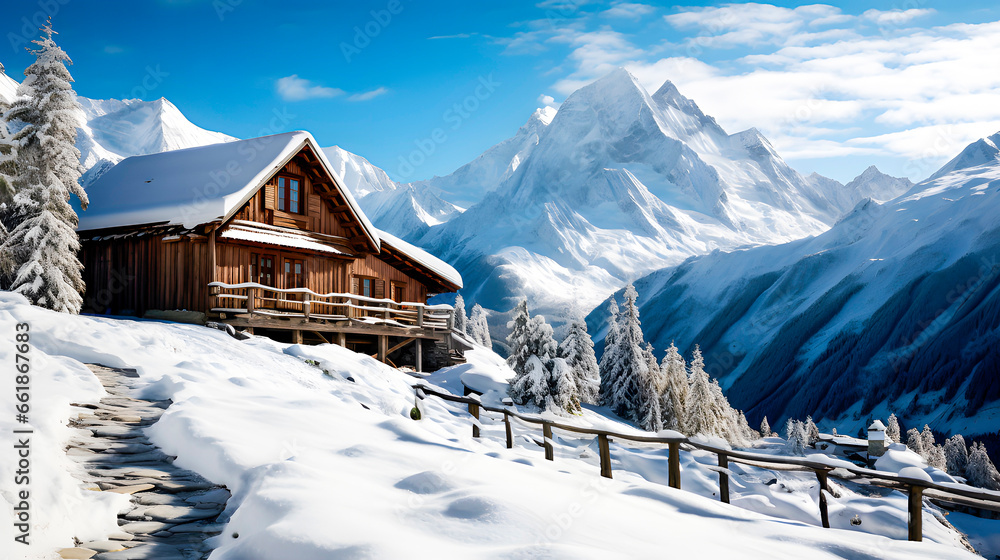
[[906, 428, 925, 458], [598, 297, 620, 404], [966, 442, 1000, 491], [509, 354, 550, 409], [928, 444, 947, 471], [454, 294, 467, 334], [2, 21, 88, 312], [602, 284, 656, 427], [469, 303, 491, 348], [944, 434, 969, 475], [920, 425, 936, 457], [685, 345, 720, 437], [0, 64, 13, 271], [548, 357, 581, 414], [886, 413, 901, 444], [557, 319, 600, 405], [639, 343, 662, 431], [659, 343, 688, 432], [506, 298, 532, 375], [805, 416, 820, 446], [784, 419, 806, 456], [760, 416, 772, 438]]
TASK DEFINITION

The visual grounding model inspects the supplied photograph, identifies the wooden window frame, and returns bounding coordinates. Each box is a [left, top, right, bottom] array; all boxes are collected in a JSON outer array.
[[276, 173, 305, 215], [390, 280, 407, 303]]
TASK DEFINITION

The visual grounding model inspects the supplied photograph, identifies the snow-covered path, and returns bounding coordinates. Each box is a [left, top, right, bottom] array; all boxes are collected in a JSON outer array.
[[62, 365, 230, 559]]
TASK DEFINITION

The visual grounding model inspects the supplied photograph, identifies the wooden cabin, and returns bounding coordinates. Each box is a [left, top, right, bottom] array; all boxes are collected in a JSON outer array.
[[78, 131, 467, 370]]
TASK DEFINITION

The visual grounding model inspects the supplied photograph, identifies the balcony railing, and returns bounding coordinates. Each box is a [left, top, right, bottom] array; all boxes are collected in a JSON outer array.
[[208, 282, 455, 330]]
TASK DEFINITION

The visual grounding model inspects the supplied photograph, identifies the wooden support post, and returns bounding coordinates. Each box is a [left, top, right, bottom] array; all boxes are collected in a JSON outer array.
[[207, 225, 217, 310], [816, 470, 831, 529], [543, 423, 554, 461], [718, 453, 730, 504], [246, 287, 255, 315], [417, 306, 424, 328], [378, 335, 387, 363], [415, 338, 423, 372], [598, 434, 613, 479], [337, 332, 346, 347], [292, 330, 303, 344], [447, 309, 455, 331], [504, 412, 513, 449], [469, 402, 480, 438], [908, 485, 924, 542], [668, 441, 681, 490], [303, 293, 311, 320]]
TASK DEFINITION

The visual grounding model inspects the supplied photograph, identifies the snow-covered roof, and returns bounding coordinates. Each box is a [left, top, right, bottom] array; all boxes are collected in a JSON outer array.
[[78, 131, 380, 250], [868, 420, 886, 431], [377, 228, 463, 290], [220, 222, 349, 255]]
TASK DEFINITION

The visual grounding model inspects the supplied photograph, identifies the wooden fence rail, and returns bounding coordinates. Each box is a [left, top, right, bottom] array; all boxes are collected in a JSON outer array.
[[411, 382, 1000, 543], [209, 281, 455, 329]]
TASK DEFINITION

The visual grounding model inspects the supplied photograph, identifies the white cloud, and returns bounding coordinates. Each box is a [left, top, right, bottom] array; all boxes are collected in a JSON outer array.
[[537, 94, 557, 108], [862, 8, 934, 27], [348, 87, 390, 102], [602, 2, 655, 19], [275, 75, 344, 102], [664, 4, 848, 48]]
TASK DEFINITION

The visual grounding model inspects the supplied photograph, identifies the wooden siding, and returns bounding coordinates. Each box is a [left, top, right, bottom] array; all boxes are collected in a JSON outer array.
[[213, 241, 350, 295], [349, 252, 427, 303], [228, 159, 353, 239]]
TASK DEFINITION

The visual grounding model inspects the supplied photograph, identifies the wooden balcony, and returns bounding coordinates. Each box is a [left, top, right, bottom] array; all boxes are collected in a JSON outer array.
[[208, 282, 464, 370]]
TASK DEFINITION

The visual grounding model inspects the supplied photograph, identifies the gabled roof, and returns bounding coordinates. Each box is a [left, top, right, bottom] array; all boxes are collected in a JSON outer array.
[[376, 228, 463, 290], [78, 131, 380, 251]]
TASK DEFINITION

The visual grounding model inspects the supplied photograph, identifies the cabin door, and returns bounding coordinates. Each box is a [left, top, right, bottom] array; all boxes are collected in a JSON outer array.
[[257, 253, 276, 309]]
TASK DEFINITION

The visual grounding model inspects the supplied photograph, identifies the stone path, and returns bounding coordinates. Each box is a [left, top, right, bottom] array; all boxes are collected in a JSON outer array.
[[61, 365, 231, 560]]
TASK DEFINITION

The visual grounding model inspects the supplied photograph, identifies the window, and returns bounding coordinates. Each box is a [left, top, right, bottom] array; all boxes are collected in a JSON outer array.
[[362, 278, 372, 298], [284, 259, 305, 289], [277, 176, 302, 214]]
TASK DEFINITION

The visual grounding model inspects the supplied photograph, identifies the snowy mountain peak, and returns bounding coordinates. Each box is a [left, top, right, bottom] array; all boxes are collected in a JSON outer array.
[[844, 165, 912, 204], [930, 131, 1000, 180], [531, 106, 557, 127], [651, 79, 726, 135]]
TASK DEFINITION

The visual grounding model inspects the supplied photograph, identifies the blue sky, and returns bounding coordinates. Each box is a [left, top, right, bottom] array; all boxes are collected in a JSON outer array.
[[3, 0, 1000, 184]]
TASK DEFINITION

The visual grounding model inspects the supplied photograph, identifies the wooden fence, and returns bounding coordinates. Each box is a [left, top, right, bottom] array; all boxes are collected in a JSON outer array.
[[209, 281, 455, 329], [411, 383, 1000, 543]]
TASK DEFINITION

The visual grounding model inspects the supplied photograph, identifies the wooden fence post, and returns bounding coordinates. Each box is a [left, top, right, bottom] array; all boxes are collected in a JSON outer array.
[[814, 469, 831, 529], [303, 293, 311, 320], [543, 423, 554, 461], [415, 338, 423, 372], [246, 287, 255, 315], [598, 434, 613, 479], [417, 306, 424, 328], [469, 402, 480, 438], [718, 453, 730, 504], [504, 412, 513, 449], [908, 485, 924, 542], [668, 441, 681, 489]]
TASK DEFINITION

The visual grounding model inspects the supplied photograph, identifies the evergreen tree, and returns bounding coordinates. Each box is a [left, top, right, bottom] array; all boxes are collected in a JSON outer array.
[[784, 419, 806, 456], [468, 303, 491, 348], [886, 413, 901, 444], [548, 357, 581, 414], [966, 442, 1000, 491], [506, 299, 533, 375], [2, 21, 88, 311], [659, 343, 688, 432], [509, 354, 550, 409], [928, 444, 947, 471], [601, 285, 657, 427], [944, 434, 969, 475], [685, 346, 720, 437], [639, 343, 662, 431], [557, 319, 600, 405], [453, 294, 467, 334], [0, 61, 15, 217], [805, 416, 820, 446], [920, 425, 936, 456], [906, 428, 925, 458], [760, 416, 771, 438], [598, 297, 620, 404]]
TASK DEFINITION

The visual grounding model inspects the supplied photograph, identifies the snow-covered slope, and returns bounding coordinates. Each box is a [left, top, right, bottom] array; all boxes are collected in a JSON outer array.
[[586, 132, 1000, 447], [323, 146, 462, 239], [0, 293, 990, 559], [417, 68, 862, 328]]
